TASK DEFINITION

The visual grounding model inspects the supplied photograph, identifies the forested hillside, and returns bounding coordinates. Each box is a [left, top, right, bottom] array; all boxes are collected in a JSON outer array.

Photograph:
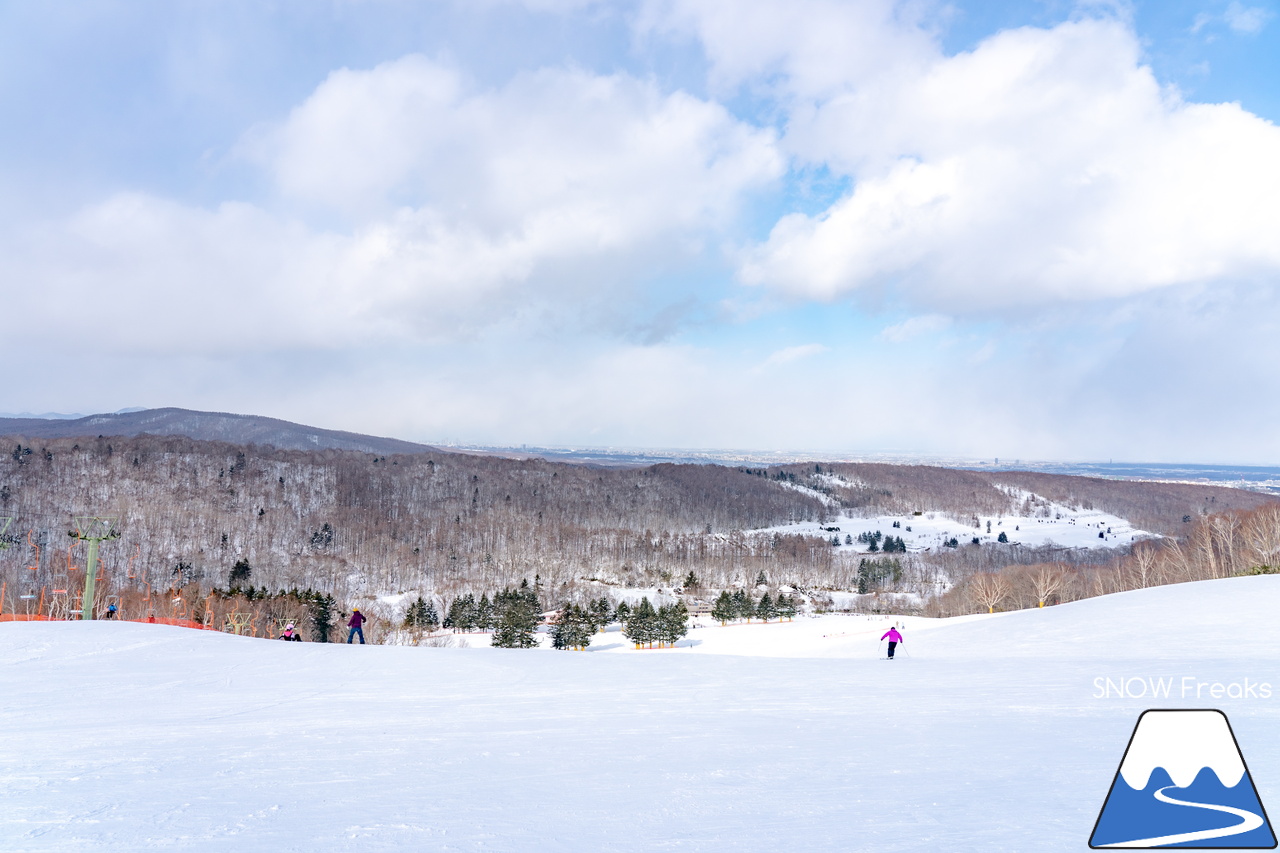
[[0, 435, 829, 600], [761, 462, 1272, 535], [0, 433, 1273, 609]]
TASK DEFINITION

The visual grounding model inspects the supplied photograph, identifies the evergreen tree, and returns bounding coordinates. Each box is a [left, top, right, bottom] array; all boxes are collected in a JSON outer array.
[[228, 558, 252, 588], [404, 596, 440, 630], [591, 597, 612, 631], [776, 593, 798, 620], [656, 600, 690, 647], [711, 591, 735, 625], [756, 593, 777, 622], [456, 594, 478, 632], [476, 593, 495, 630], [683, 571, 699, 590], [613, 600, 631, 624], [735, 590, 757, 622], [491, 585, 541, 648], [755, 570, 767, 586], [443, 596, 461, 630], [550, 604, 571, 650], [404, 596, 426, 628], [998, 531, 1009, 543], [308, 591, 336, 642], [551, 603, 593, 650], [623, 597, 658, 648]]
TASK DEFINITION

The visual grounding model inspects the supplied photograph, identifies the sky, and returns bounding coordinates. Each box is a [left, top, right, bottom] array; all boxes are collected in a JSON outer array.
[[1, 0, 1278, 464]]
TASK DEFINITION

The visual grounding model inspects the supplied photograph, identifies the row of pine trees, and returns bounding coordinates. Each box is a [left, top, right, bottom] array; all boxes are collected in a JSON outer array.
[[404, 580, 544, 647], [551, 597, 691, 650], [407, 582, 810, 650], [709, 590, 798, 624]]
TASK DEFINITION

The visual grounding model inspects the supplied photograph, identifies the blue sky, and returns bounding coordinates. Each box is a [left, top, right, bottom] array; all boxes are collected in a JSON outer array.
[[2, 0, 1279, 463]]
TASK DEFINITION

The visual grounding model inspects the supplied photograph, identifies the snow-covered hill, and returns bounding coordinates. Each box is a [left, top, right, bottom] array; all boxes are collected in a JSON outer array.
[[4, 576, 1279, 851], [752, 499, 1151, 552]]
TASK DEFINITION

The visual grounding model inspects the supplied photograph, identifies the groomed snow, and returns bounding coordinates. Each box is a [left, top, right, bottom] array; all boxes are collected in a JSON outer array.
[[5, 576, 1280, 851]]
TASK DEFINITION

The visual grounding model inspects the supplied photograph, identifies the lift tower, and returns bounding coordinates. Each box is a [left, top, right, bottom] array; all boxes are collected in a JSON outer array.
[[71, 517, 119, 621]]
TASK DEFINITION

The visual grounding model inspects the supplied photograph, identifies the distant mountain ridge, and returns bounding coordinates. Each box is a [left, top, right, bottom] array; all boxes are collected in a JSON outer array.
[[0, 407, 438, 456]]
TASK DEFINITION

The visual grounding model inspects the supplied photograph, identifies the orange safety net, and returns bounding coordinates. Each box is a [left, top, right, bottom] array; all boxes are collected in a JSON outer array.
[[0, 614, 212, 630]]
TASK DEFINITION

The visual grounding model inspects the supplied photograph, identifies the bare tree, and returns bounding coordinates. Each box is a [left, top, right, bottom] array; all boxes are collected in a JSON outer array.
[[1128, 541, 1161, 589], [967, 572, 1011, 614], [1028, 564, 1066, 607], [1242, 505, 1280, 571]]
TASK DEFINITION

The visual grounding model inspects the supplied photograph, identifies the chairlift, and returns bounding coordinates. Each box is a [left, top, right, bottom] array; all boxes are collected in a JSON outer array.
[[97, 594, 120, 619], [224, 611, 252, 635]]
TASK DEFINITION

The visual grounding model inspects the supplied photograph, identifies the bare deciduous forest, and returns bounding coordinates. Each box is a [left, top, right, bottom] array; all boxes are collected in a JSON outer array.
[[0, 434, 1275, 621], [933, 503, 1280, 616]]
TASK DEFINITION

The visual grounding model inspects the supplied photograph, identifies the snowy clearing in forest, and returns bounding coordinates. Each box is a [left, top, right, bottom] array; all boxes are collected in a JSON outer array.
[[751, 496, 1152, 552], [5, 576, 1279, 851]]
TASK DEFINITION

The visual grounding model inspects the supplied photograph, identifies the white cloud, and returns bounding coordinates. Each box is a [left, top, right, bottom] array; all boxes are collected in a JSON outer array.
[[878, 314, 951, 342], [245, 56, 782, 236], [6, 57, 783, 356], [759, 343, 828, 368], [726, 16, 1280, 311], [1224, 2, 1272, 34], [638, 0, 939, 99]]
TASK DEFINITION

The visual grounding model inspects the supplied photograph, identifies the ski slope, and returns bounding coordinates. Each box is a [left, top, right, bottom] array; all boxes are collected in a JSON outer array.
[[4, 576, 1280, 852], [752, 502, 1151, 552]]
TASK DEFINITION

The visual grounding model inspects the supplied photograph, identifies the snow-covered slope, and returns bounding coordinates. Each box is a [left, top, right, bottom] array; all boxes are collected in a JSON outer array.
[[4, 576, 1279, 852], [753, 501, 1151, 551]]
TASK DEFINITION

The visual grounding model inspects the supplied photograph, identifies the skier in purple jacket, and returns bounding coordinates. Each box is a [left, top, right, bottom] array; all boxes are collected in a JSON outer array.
[[881, 626, 903, 659], [347, 607, 367, 644]]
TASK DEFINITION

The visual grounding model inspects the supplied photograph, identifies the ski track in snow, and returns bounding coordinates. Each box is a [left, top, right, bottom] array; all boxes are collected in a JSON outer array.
[[4, 576, 1280, 851], [1099, 784, 1264, 847]]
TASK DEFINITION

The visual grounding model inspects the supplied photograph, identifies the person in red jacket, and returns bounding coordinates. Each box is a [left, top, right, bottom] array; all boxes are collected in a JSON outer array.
[[880, 626, 903, 659], [347, 607, 367, 644]]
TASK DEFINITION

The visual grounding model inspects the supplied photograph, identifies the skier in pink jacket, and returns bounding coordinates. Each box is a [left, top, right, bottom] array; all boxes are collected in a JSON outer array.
[[881, 626, 903, 659]]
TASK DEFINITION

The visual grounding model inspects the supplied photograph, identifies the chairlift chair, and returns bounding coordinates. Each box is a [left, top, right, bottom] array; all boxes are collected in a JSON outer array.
[[97, 594, 120, 619]]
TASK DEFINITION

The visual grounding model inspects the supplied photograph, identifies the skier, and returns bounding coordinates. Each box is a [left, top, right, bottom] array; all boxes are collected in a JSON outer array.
[[279, 623, 302, 641], [880, 625, 903, 659], [347, 607, 367, 644]]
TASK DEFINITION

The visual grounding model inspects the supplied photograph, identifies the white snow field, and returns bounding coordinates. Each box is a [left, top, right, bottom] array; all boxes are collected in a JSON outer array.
[[752, 501, 1150, 552], [5, 576, 1280, 852]]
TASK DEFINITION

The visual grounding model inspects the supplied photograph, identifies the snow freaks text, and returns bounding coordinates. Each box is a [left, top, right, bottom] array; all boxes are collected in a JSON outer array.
[[1093, 677, 1273, 700]]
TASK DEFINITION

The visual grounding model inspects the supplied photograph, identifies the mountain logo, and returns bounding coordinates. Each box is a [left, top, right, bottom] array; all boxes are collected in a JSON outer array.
[[1090, 709, 1277, 848]]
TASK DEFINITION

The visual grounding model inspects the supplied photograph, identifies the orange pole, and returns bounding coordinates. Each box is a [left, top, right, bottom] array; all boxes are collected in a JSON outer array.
[[1, 581, 6, 615]]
